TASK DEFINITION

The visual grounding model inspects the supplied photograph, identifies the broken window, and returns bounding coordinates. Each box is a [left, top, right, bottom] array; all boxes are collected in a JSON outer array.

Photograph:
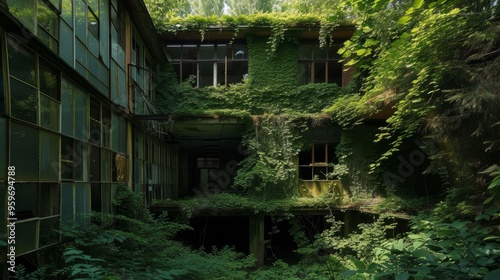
[[298, 43, 343, 86], [167, 43, 248, 87], [299, 143, 337, 180]]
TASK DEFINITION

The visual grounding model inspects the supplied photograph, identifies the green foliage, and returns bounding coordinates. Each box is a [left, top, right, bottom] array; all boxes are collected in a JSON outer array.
[[58, 247, 106, 279], [360, 215, 500, 279], [233, 115, 306, 199], [113, 185, 144, 219], [334, 125, 384, 197], [316, 215, 397, 264], [248, 35, 299, 83], [227, 0, 278, 15], [48, 188, 257, 279], [154, 192, 341, 219]]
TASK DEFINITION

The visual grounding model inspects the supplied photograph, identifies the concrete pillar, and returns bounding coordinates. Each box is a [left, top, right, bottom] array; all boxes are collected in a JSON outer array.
[[249, 214, 265, 266], [343, 211, 352, 237]]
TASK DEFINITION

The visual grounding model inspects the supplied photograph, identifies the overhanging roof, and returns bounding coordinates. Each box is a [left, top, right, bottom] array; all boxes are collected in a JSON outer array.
[[136, 115, 248, 154], [160, 25, 355, 43]]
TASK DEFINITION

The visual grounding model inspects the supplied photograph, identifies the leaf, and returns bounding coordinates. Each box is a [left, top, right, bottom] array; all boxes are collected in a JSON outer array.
[[484, 269, 500, 280], [398, 15, 411, 25], [412, 249, 430, 259], [413, 0, 424, 9], [395, 272, 410, 280], [448, 8, 460, 15], [356, 48, 368, 56]]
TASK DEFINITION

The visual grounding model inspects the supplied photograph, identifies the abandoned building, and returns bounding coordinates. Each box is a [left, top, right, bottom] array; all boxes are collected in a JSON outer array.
[[0, 0, 416, 275]]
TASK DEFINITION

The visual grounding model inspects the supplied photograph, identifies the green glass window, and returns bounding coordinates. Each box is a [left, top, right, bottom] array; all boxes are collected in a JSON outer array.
[[61, 78, 74, 136], [89, 145, 100, 181], [40, 59, 59, 100], [39, 183, 60, 216], [40, 94, 59, 131], [75, 182, 89, 226], [74, 88, 88, 141], [40, 131, 59, 181], [37, 0, 59, 53], [74, 141, 88, 181], [61, 0, 73, 26], [8, 38, 37, 86], [75, 0, 87, 41], [15, 183, 38, 219], [91, 183, 101, 212], [61, 182, 74, 224], [60, 21, 74, 65], [7, 0, 36, 33], [11, 123, 39, 180], [10, 78, 38, 124], [101, 149, 111, 182], [112, 114, 126, 153]]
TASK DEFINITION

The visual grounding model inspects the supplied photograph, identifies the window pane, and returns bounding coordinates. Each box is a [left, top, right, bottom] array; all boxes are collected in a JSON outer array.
[[232, 44, 247, 60], [6, 0, 35, 33], [90, 119, 100, 145], [10, 78, 38, 123], [113, 153, 127, 182], [75, 182, 89, 226], [61, 78, 74, 136], [39, 216, 59, 247], [61, 0, 73, 26], [327, 61, 342, 86], [199, 62, 214, 87], [314, 62, 326, 83], [101, 149, 111, 182], [8, 41, 37, 85], [75, 0, 87, 40], [299, 63, 311, 85], [49, 0, 61, 10], [61, 137, 74, 179], [40, 94, 60, 131], [61, 182, 74, 224], [75, 39, 87, 65], [216, 44, 227, 60], [39, 183, 60, 216], [74, 140, 88, 181], [15, 220, 37, 254], [15, 183, 38, 219], [11, 123, 39, 180], [298, 45, 313, 60], [88, 33, 99, 57], [226, 61, 247, 85], [182, 45, 197, 60], [91, 183, 101, 212], [102, 183, 111, 214], [314, 46, 327, 59], [89, 146, 100, 181], [166, 45, 182, 59], [40, 131, 59, 181], [74, 88, 87, 141], [199, 44, 214, 60], [40, 60, 59, 100], [37, 0, 59, 40]]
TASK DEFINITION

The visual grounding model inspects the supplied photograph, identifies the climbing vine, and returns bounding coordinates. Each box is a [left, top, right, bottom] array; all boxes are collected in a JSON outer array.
[[233, 115, 307, 199]]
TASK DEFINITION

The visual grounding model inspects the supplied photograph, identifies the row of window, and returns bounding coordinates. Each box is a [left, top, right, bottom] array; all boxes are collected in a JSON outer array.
[[166, 42, 345, 87], [7, 0, 155, 111]]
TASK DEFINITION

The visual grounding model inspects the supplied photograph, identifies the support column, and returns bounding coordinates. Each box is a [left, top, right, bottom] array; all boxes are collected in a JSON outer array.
[[249, 214, 265, 266], [343, 211, 352, 237]]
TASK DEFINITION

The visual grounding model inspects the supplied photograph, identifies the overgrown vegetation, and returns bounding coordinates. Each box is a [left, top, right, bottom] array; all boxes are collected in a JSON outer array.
[[15, 187, 500, 279]]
